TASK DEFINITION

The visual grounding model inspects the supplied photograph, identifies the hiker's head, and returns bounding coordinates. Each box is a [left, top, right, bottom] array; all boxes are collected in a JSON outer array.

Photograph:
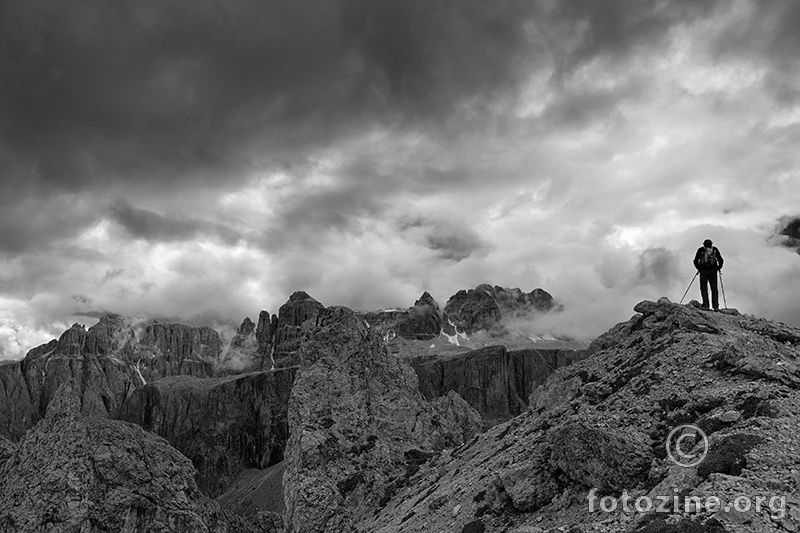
[[703, 239, 713, 247]]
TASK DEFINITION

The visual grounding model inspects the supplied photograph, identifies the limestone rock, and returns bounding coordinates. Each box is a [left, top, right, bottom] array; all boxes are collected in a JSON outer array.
[[0, 313, 225, 442], [444, 285, 556, 335], [139, 321, 222, 378], [219, 317, 262, 373], [118, 369, 296, 498], [363, 291, 443, 341], [283, 307, 480, 533], [364, 298, 800, 532], [412, 346, 586, 427], [430, 391, 483, 444], [0, 435, 14, 471], [546, 423, 651, 492], [272, 291, 325, 367], [0, 319, 141, 441], [0, 381, 278, 532]]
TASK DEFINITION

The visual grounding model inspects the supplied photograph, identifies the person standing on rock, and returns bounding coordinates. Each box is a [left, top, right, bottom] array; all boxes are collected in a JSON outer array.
[[693, 239, 724, 310]]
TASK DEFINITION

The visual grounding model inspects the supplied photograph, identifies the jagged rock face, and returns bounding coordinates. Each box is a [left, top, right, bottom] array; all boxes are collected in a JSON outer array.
[[119, 369, 297, 498], [0, 314, 226, 442], [365, 299, 800, 532], [0, 320, 141, 441], [272, 291, 325, 367], [220, 317, 263, 373], [139, 321, 221, 378], [0, 382, 280, 533], [283, 306, 481, 533], [411, 346, 587, 427], [444, 284, 556, 335], [364, 291, 444, 342], [0, 436, 13, 471]]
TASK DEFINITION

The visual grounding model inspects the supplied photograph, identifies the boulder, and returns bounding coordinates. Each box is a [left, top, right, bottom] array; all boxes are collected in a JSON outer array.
[[546, 422, 651, 492]]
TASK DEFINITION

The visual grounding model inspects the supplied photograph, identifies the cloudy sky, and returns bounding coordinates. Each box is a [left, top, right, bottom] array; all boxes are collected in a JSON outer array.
[[2, 0, 799, 359]]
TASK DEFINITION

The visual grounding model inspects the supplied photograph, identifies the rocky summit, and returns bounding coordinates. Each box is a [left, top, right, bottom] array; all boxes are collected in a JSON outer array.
[[9, 289, 800, 532], [364, 298, 800, 533]]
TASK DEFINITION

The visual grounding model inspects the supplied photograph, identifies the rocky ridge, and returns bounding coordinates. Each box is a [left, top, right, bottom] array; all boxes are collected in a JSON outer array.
[[364, 298, 800, 533], [283, 306, 482, 533], [0, 380, 280, 532]]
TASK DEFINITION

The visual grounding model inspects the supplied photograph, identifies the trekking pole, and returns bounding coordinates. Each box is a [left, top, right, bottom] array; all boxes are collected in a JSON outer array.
[[679, 272, 699, 304], [718, 270, 727, 309]]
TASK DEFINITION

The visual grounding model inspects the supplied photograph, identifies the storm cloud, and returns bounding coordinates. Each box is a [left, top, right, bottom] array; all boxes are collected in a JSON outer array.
[[1, 0, 800, 359]]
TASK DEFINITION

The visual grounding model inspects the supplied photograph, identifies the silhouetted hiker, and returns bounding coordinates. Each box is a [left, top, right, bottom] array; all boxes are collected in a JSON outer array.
[[693, 239, 724, 310]]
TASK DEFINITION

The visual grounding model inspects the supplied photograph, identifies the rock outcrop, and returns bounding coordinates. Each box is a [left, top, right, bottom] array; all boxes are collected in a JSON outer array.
[[283, 306, 481, 533], [444, 284, 557, 335], [0, 436, 13, 472], [365, 299, 800, 532], [271, 291, 326, 367], [119, 368, 297, 498], [363, 291, 444, 341], [139, 320, 221, 378], [411, 345, 587, 427], [0, 381, 280, 532]]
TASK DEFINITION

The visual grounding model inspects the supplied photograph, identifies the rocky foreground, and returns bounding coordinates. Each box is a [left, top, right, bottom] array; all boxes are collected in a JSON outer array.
[[363, 299, 800, 533]]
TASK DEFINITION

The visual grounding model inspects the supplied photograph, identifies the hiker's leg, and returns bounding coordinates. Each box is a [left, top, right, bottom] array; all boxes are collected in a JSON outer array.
[[699, 270, 710, 308], [710, 271, 719, 309]]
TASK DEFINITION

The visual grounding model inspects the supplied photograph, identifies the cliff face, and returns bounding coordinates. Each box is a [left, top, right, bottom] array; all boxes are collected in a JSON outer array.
[[138, 321, 221, 378], [0, 381, 281, 533], [0, 314, 224, 442], [0, 319, 140, 441], [363, 291, 444, 342], [411, 346, 587, 427], [283, 307, 482, 533], [118, 368, 297, 498], [364, 299, 800, 533]]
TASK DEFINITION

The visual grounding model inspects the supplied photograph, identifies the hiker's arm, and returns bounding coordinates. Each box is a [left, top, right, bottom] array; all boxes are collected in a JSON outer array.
[[716, 249, 724, 270]]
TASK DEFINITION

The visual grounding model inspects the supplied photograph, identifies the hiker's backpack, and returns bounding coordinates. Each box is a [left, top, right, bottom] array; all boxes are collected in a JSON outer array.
[[698, 247, 718, 269]]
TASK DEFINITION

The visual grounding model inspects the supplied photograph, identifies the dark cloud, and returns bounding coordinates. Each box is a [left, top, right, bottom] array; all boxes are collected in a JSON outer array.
[[540, 81, 646, 130], [110, 200, 242, 244], [0, 0, 544, 198], [712, 1, 800, 63], [399, 218, 491, 262], [426, 227, 490, 262], [635, 247, 681, 290], [0, 195, 98, 254], [775, 216, 800, 253], [550, 0, 722, 74]]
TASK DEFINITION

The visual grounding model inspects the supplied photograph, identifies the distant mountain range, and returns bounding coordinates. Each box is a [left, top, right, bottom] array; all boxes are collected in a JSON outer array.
[[0, 283, 589, 532]]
